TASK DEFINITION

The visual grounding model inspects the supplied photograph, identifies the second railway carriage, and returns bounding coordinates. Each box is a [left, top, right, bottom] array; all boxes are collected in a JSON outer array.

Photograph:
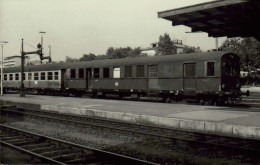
[[2, 51, 248, 104]]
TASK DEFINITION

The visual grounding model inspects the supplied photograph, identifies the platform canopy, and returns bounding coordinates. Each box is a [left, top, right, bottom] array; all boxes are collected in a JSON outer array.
[[158, 0, 260, 40]]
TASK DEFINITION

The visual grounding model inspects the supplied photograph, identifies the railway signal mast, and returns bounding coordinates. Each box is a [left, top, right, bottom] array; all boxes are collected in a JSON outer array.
[[39, 32, 51, 63], [20, 32, 51, 97]]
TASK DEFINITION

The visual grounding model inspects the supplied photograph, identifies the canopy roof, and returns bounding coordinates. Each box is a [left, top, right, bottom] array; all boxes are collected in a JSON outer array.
[[158, 0, 260, 40]]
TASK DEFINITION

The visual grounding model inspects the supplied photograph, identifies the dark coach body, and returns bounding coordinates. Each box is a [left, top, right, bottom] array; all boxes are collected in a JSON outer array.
[[2, 51, 248, 105]]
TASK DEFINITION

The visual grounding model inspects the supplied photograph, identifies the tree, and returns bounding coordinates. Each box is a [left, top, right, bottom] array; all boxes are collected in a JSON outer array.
[[95, 55, 108, 60], [106, 47, 115, 59], [219, 37, 260, 71], [240, 38, 260, 71], [182, 46, 202, 54], [106, 46, 144, 59], [219, 38, 241, 54], [65, 56, 79, 62], [156, 33, 176, 56], [79, 53, 96, 61]]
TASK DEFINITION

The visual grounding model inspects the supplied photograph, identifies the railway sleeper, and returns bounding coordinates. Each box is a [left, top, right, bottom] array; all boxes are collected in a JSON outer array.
[[240, 143, 260, 150], [41, 149, 73, 157], [65, 157, 98, 164], [3, 138, 34, 145], [0, 133, 18, 138], [68, 153, 98, 163], [50, 152, 83, 161], [30, 145, 59, 153], [12, 139, 39, 146], [223, 140, 257, 149], [21, 141, 52, 150], [0, 135, 24, 140]]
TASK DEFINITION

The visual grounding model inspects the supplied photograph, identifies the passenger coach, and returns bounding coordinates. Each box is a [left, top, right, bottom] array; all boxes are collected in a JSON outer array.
[[2, 51, 248, 105]]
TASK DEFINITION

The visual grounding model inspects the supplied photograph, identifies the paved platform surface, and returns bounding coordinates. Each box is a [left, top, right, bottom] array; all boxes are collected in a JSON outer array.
[[1, 94, 260, 140]]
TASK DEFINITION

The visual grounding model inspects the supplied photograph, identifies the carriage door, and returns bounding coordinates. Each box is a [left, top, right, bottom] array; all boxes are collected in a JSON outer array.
[[183, 63, 196, 92], [85, 68, 92, 89], [147, 65, 158, 90], [61, 69, 66, 89]]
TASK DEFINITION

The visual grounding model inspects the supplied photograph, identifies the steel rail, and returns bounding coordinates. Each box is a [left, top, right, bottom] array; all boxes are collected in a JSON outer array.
[[0, 123, 157, 165], [1, 105, 260, 154]]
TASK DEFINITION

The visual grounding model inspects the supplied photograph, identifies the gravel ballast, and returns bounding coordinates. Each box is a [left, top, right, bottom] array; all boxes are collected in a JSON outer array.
[[5, 118, 252, 165]]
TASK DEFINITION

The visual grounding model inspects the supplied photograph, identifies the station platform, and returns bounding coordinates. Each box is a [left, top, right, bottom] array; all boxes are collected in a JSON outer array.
[[0, 94, 260, 140]]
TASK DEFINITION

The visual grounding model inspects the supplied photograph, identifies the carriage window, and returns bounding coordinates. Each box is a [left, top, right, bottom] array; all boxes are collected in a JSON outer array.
[[28, 73, 32, 80], [79, 69, 84, 79], [15, 74, 19, 80], [54, 72, 59, 80], [94, 68, 100, 78], [71, 69, 76, 79], [184, 63, 195, 77], [125, 66, 132, 78], [103, 68, 110, 78], [148, 65, 157, 77], [34, 73, 39, 80], [113, 67, 120, 78], [207, 62, 214, 76], [86, 68, 92, 78], [137, 65, 145, 77], [4, 74, 7, 80], [41, 72, 46, 80], [23, 73, 26, 80], [9, 74, 13, 81], [48, 72, 53, 80]]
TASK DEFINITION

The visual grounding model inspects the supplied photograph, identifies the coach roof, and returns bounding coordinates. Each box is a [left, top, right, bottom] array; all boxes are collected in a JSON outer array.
[[4, 51, 234, 73]]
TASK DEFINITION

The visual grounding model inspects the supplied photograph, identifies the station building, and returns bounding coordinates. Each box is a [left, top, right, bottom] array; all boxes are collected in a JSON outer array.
[[3, 55, 30, 68], [141, 40, 189, 56]]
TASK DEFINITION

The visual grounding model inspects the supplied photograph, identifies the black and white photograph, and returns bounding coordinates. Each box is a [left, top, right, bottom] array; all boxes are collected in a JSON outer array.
[[1, 0, 260, 164]]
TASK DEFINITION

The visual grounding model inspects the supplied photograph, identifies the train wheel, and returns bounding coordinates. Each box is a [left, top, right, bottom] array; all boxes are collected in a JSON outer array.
[[92, 92, 97, 98], [101, 93, 106, 98], [165, 97, 175, 103], [210, 100, 217, 106], [136, 94, 140, 101], [227, 98, 235, 105], [75, 93, 82, 97], [34, 90, 40, 95], [216, 98, 224, 106], [162, 97, 167, 103], [199, 99, 205, 105], [118, 94, 124, 100]]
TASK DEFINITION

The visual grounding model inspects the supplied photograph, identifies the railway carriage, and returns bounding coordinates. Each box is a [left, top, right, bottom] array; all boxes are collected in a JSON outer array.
[[2, 51, 248, 104]]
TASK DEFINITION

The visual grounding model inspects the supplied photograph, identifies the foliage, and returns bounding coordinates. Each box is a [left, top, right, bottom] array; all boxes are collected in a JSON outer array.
[[219, 37, 260, 71], [65, 46, 146, 63], [65, 56, 79, 62], [156, 33, 176, 56], [106, 47, 146, 59], [240, 38, 260, 71], [79, 53, 97, 61], [182, 46, 202, 54]]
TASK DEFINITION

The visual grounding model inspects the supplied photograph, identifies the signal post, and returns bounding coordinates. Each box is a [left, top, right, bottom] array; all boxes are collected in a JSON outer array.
[[20, 38, 50, 97]]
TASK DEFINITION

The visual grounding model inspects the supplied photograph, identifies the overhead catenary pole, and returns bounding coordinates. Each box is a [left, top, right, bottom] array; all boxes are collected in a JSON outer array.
[[20, 39, 25, 97], [39, 31, 46, 64], [1, 45, 2, 95], [0, 41, 8, 96], [48, 45, 51, 59], [20, 37, 45, 97], [215, 37, 218, 51]]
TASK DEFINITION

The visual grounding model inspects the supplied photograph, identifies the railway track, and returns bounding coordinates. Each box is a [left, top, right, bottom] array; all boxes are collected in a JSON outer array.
[[1, 104, 260, 163], [0, 123, 156, 165]]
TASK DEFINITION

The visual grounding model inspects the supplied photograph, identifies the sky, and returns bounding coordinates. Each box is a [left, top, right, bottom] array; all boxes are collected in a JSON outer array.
[[0, 0, 226, 62]]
